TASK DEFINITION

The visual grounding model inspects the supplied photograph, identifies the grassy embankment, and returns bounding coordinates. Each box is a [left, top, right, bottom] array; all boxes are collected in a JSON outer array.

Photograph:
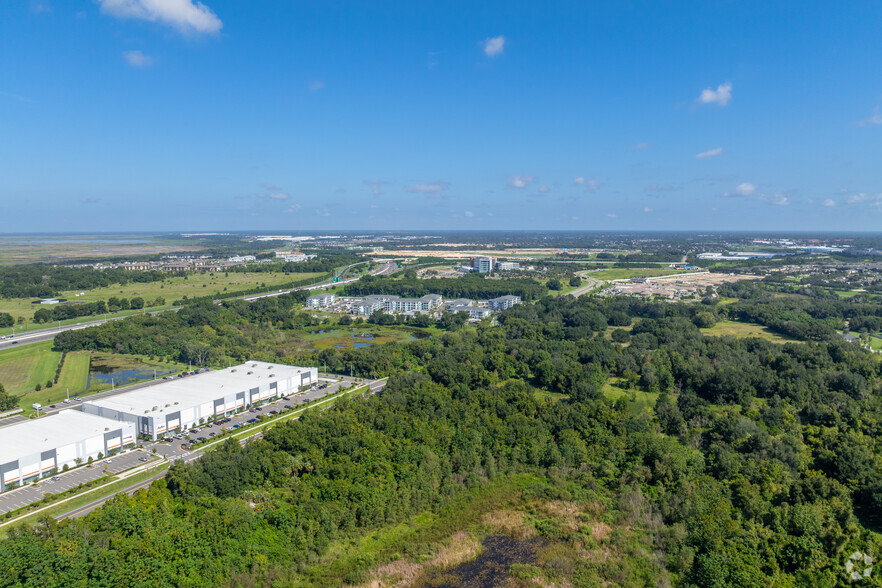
[[0, 271, 323, 335]]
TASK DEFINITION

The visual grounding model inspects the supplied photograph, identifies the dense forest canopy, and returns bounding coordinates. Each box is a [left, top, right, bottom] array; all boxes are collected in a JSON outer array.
[[2, 288, 881, 586]]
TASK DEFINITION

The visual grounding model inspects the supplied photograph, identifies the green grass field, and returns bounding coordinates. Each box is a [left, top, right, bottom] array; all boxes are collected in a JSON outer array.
[[0, 343, 188, 414], [54, 351, 91, 395], [589, 268, 691, 281], [0, 341, 61, 396], [602, 378, 660, 412], [867, 336, 882, 351], [834, 289, 867, 298], [700, 320, 798, 343], [0, 271, 324, 332]]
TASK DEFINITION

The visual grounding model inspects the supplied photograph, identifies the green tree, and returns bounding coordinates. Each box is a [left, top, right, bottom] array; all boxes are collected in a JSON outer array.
[[0, 312, 13, 328]]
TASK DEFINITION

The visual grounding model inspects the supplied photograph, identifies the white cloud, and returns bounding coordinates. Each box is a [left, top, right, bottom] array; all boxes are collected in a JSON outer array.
[[607, 213, 617, 218], [847, 193, 868, 204], [643, 207, 653, 213], [283, 204, 302, 213], [858, 108, 882, 126], [508, 175, 534, 189], [573, 177, 584, 185], [122, 50, 152, 67], [483, 35, 505, 57], [464, 210, 474, 217], [585, 179, 601, 191], [759, 193, 790, 206], [316, 209, 331, 217], [695, 147, 723, 159], [308, 81, 325, 92], [363, 179, 388, 196], [406, 181, 449, 194], [697, 82, 732, 106], [822, 199, 836, 207], [627, 142, 649, 152], [98, 0, 222, 34], [538, 184, 549, 193], [733, 182, 756, 196]]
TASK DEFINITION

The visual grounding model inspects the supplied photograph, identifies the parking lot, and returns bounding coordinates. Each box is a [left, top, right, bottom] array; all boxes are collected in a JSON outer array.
[[0, 374, 375, 517], [0, 449, 159, 515]]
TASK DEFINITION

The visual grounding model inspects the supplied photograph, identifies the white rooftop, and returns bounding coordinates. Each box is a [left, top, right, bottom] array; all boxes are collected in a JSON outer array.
[[84, 362, 313, 418], [0, 410, 125, 464]]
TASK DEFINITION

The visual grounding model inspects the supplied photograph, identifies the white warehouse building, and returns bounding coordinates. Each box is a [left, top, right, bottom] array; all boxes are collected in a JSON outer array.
[[0, 410, 136, 492], [82, 362, 318, 440]]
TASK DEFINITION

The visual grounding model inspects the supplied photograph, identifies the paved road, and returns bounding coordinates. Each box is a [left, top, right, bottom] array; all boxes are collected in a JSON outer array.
[[567, 271, 602, 298], [0, 261, 386, 351]]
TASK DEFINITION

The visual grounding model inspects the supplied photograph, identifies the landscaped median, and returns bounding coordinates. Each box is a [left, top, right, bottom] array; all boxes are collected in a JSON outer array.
[[195, 379, 385, 452]]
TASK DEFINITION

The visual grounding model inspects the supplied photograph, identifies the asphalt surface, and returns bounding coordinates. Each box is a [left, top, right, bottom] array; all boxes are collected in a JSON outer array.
[[0, 449, 158, 515]]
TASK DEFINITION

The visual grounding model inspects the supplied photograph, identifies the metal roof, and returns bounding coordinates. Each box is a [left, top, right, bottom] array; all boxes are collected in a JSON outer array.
[[0, 410, 126, 464]]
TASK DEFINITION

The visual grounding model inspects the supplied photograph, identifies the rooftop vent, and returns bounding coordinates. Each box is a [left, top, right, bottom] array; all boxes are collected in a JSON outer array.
[[247, 371, 253, 375], [231, 369, 237, 372], [252, 363, 258, 367]]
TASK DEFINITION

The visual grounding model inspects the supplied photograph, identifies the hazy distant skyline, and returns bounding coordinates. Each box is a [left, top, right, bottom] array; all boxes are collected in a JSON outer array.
[[2, 1, 881, 232]]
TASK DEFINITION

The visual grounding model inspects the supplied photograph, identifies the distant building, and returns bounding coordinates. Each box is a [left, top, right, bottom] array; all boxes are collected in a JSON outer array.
[[352, 294, 443, 315], [307, 293, 336, 308], [471, 256, 495, 273], [228, 255, 256, 263], [496, 261, 521, 271], [447, 302, 492, 320], [488, 295, 521, 311], [842, 333, 860, 343], [275, 251, 309, 262], [121, 262, 151, 271]]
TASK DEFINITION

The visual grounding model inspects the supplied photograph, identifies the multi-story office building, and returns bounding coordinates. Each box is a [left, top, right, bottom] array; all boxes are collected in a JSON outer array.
[[471, 256, 495, 273]]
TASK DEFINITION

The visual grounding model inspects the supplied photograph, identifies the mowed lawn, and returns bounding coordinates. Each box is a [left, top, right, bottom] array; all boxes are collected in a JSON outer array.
[[700, 320, 799, 343], [0, 271, 324, 327], [54, 351, 91, 395], [0, 341, 61, 396]]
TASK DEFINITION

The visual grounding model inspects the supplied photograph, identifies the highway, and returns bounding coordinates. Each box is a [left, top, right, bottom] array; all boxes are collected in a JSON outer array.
[[0, 261, 393, 352]]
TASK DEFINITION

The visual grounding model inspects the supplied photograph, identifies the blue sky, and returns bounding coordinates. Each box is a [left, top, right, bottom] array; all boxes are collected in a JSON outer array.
[[1, 1, 881, 232]]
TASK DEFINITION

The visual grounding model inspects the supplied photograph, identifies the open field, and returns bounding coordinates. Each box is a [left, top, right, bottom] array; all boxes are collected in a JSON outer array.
[[590, 268, 690, 281], [0, 344, 187, 413], [366, 247, 562, 260], [54, 351, 91, 395], [0, 234, 202, 265], [700, 320, 799, 343], [299, 325, 432, 350], [0, 270, 324, 329], [0, 341, 61, 396]]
